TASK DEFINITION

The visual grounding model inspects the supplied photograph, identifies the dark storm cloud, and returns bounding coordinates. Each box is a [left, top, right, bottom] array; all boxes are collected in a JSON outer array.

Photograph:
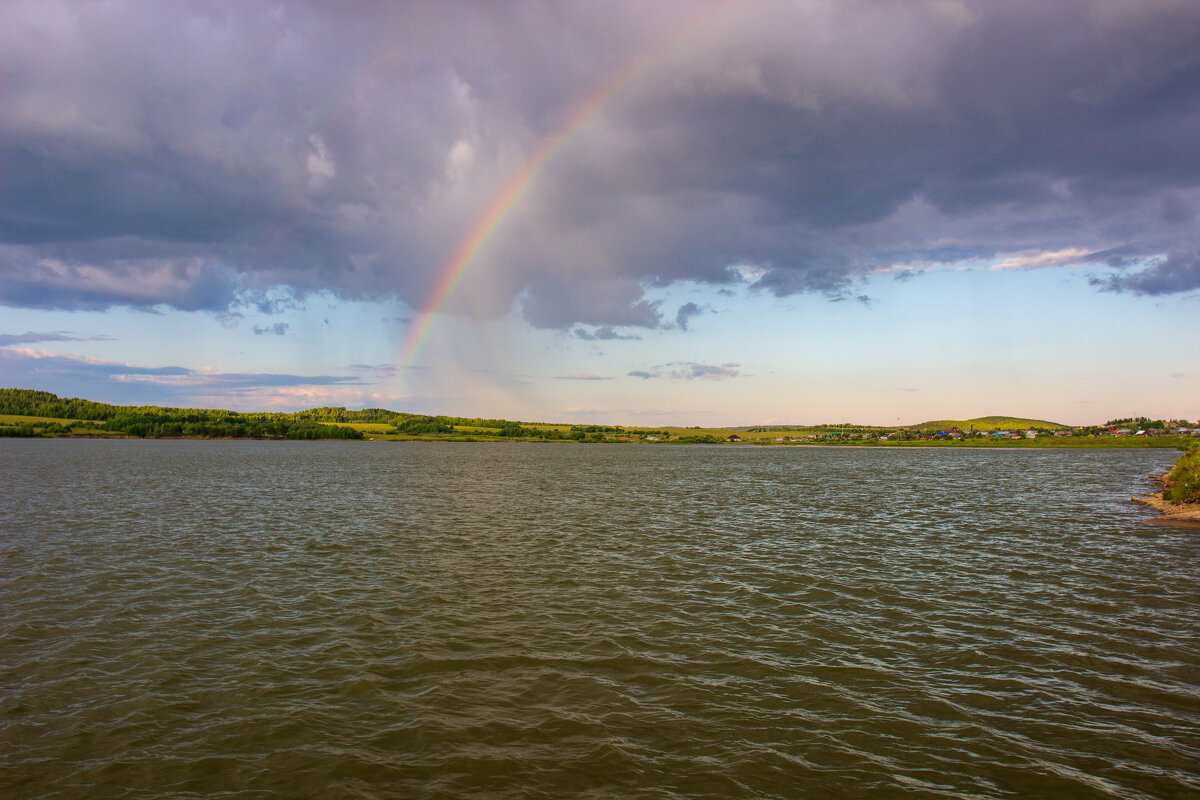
[[2, 0, 1198, 326], [0, 247, 243, 311], [252, 322, 289, 336]]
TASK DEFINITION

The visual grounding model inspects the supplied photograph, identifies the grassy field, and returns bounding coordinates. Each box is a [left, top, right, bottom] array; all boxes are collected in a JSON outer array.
[[0, 413, 82, 426], [321, 421, 395, 433]]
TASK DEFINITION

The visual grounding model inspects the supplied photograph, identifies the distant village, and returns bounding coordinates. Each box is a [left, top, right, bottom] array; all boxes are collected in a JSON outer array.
[[727, 418, 1200, 444]]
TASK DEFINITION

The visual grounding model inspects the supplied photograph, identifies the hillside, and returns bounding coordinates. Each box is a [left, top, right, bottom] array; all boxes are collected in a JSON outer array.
[[913, 416, 1068, 432]]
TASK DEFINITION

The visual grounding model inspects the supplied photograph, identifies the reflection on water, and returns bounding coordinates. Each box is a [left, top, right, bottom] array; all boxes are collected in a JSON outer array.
[[2, 440, 1197, 798]]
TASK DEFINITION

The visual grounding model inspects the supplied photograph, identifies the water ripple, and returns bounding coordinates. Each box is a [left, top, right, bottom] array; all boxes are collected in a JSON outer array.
[[2, 440, 1198, 798]]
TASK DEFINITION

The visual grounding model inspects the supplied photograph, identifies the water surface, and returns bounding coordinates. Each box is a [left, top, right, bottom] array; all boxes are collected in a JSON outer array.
[[2, 441, 1197, 798]]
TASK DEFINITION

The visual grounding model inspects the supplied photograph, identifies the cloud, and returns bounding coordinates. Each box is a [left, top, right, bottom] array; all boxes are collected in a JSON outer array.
[[0, 347, 360, 407], [523, 277, 662, 330], [629, 362, 743, 381], [675, 363, 741, 381], [988, 248, 1094, 271], [0, 251, 242, 312], [306, 135, 337, 190], [674, 302, 706, 331], [1091, 250, 1200, 296], [1, 0, 1198, 327], [570, 325, 640, 341], [0, 331, 112, 346], [349, 363, 399, 378], [252, 322, 289, 336], [557, 373, 613, 381]]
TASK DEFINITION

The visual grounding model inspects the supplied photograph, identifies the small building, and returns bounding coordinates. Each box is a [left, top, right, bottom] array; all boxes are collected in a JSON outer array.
[[726, 434, 742, 442]]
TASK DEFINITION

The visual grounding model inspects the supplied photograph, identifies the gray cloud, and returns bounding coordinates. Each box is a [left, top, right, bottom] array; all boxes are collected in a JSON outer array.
[[1091, 251, 1200, 296], [2, 0, 1198, 326], [628, 362, 742, 381], [253, 322, 289, 336], [0, 248, 243, 312], [349, 363, 398, 378], [675, 363, 741, 381], [570, 325, 640, 341], [0, 347, 361, 406], [674, 302, 706, 331], [0, 331, 112, 345], [557, 373, 613, 381]]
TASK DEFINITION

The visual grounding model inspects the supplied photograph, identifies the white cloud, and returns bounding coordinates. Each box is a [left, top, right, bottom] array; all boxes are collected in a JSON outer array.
[[988, 248, 1093, 271]]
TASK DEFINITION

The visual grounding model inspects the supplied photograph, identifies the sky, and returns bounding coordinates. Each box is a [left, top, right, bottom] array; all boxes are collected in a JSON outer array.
[[2, 0, 1198, 426]]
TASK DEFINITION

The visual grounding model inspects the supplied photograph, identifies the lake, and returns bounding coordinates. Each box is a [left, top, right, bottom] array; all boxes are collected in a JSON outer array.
[[2, 440, 1197, 798]]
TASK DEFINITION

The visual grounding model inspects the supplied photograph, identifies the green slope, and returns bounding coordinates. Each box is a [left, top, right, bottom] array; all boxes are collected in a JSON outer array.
[[913, 416, 1068, 432]]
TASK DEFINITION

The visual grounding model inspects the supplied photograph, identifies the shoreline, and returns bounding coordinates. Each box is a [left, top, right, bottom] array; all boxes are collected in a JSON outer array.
[[1132, 465, 1200, 526]]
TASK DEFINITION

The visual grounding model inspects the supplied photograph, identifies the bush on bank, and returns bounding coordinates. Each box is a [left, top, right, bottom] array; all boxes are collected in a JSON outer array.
[[1164, 444, 1200, 504]]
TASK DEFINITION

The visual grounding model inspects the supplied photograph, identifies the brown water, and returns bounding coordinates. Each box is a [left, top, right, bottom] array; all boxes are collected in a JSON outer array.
[[2, 440, 1197, 798]]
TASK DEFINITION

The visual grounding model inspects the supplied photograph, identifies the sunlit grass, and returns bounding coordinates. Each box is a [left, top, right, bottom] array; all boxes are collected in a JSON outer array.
[[0, 413, 80, 426], [1164, 444, 1200, 504]]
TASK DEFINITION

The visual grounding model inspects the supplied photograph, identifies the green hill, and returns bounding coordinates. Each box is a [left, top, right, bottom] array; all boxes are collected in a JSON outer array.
[[913, 416, 1068, 432]]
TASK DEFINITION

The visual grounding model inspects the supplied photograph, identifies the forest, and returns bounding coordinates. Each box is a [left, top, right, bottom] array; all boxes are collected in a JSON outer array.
[[0, 389, 673, 442], [0, 389, 363, 440]]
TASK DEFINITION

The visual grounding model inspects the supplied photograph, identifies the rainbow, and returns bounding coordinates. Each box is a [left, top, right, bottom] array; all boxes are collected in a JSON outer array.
[[397, 0, 740, 381]]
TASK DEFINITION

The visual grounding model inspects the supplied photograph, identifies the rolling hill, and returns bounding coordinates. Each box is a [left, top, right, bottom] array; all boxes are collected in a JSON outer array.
[[913, 416, 1068, 432]]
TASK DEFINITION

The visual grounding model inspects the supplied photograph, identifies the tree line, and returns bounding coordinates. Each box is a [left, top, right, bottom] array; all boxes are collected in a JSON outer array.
[[0, 389, 362, 440]]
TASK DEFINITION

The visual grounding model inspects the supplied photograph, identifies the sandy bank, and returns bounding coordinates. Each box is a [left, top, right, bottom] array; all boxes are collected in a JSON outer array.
[[1132, 467, 1200, 526]]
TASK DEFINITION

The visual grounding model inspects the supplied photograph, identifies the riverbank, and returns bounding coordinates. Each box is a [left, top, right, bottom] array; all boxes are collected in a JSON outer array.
[[1133, 446, 1200, 525]]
